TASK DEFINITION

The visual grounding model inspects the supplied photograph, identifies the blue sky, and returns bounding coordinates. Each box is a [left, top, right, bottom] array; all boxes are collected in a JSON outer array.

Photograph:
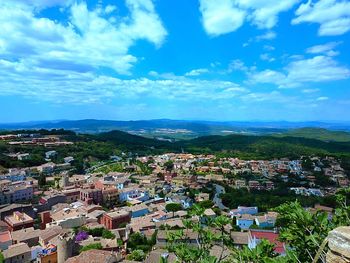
[[0, 0, 350, 122]]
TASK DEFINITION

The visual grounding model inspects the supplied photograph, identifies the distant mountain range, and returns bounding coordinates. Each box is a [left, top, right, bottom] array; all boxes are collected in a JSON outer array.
[[1, 119, 350, 141]]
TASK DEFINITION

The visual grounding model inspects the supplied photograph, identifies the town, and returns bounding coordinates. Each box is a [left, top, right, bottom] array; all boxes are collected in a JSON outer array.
[[2, 0, 350, 261], [0, 131, 349, 262]]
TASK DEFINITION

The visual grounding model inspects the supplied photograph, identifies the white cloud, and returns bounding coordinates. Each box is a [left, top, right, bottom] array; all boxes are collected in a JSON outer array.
[[11, 0, 73, 9], [0, 0, 167, 75], [260, 53, 275, 62], [263, 45, 276, 51], [250, 69, 285, 85], [0, 58, 248, 103], [227, 59, 249, 72], [199, 0, 300, 36], [249, 55, 350, 88], [104, 5, 117, 14], [306, 42, 340, 56], [316, 96, 329, 101], [302, 88, 319, 93], [236, 0, 301, 29], [185, 68, 210, 76], [256, 31, 276, 41], [199, 0, 246, 36], [292, 0, 350, 36], [240, 90, 291, 103], [286, 56, 350, 84]]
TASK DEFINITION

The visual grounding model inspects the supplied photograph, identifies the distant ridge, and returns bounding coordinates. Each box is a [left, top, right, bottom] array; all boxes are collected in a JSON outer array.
[[276, 127, 350, 142], [0, 119, 350, 141]]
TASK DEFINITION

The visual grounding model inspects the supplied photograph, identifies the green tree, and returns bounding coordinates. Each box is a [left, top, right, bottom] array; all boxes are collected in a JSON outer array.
[[166, 203, 183, 217], [102, 229, 116, 239], [275, 189, 350, 263], [198, 200, 214, 209], [229, 239, 283, 263], [164, 160, 174, 171], [127, 249, 146, 261], [213, 215, 231, 262], [38, 173, 46, 187], [127, 232, 151, 252]]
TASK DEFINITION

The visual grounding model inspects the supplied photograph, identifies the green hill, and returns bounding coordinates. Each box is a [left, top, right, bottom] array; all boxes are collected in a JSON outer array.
[[177, 134, 350, 159], [95, 130, 350, 159], [277, 128, 350, 142], [1, 129, 350, 172]]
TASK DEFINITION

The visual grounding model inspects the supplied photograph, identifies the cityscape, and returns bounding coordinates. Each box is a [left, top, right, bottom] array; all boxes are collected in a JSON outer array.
[[0, 0, 350, 263], [0, 126, 349, 262]]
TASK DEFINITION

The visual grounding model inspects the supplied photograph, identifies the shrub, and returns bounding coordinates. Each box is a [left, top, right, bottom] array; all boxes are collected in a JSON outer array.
[[79, 243, 103, 253], [127, 249, 145, 261]]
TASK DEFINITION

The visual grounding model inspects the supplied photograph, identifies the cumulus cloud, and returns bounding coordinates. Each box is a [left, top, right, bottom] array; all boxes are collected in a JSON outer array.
[[302, 88, 320, 93], [306, 42, 340, 56], [0, 57, 248, 103], [227, 59, 249, 73], [199, 0, 245, 36], [316, 96, 329, 101], [0, 0, 167, 75], [255, 31, 277, 41], [199, 0, 300, 36], [249, 55, 350, 88], [292, 0, 350, 36], [11, 0, 73, 9], [260, 53, 275, 62], [185, 68, 210, 76]]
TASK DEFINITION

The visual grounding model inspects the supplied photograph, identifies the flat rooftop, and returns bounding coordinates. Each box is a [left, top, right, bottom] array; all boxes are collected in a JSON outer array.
[[5, 212, 34, 226]]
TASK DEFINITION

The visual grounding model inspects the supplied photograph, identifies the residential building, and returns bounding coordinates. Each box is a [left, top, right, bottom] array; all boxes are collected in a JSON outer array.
[[3, 242, 31, 263], [45, 150, 57, 159], [118, 187, 149, 202], [248, 180, 261, 190], [4, 212, 34, 232], [125, 203, 149, 218], [255, 212, 278, 228], [0, 230, 12, 250], [64, 156, 74, 163], [0, 204, 34, 221], [265, 181, 275, 190], [236, 214, 255, 229], [248, 230, 285, 255], [48, 207, 87, 229], [37, 194, 67, 212], [195, 193, 210, 202], [62, 189, 81, 203], [157, 230, 199, 248], [230, 231, 249, 248], [0, 183, 33, 205], [65, 249, 119, 263], [102, 188, 119, 207], [36, 244, 58, 263], [230, 206, 258, 217], [80, 188, 103, 205], [101, 211, 131, 229], [38, 226, 63, 246], [11, 227, 41, 247], [235, 180, 246, 188]]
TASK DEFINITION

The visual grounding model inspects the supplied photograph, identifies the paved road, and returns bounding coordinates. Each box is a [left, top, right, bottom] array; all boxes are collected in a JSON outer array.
[[213, 184, 229, 210]]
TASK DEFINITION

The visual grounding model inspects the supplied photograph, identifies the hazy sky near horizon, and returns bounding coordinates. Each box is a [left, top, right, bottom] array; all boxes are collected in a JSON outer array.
[[0, 0, 350, 122]]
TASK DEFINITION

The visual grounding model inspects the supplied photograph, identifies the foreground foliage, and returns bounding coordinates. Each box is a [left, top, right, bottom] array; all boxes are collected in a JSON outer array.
[[165, 189, 350, 263]]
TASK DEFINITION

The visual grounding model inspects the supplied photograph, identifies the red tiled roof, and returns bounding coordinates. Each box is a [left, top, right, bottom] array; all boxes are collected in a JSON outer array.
[[250, 230, 285, 254], [0, 231, 11, 243]]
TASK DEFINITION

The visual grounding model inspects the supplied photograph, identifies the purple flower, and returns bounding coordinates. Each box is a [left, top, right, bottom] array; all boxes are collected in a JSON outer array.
[[75, 231, 89, 242]]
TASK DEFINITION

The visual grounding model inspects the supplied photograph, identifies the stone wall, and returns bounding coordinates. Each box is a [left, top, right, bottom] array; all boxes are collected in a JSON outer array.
[[327, 226, 350, 263]]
